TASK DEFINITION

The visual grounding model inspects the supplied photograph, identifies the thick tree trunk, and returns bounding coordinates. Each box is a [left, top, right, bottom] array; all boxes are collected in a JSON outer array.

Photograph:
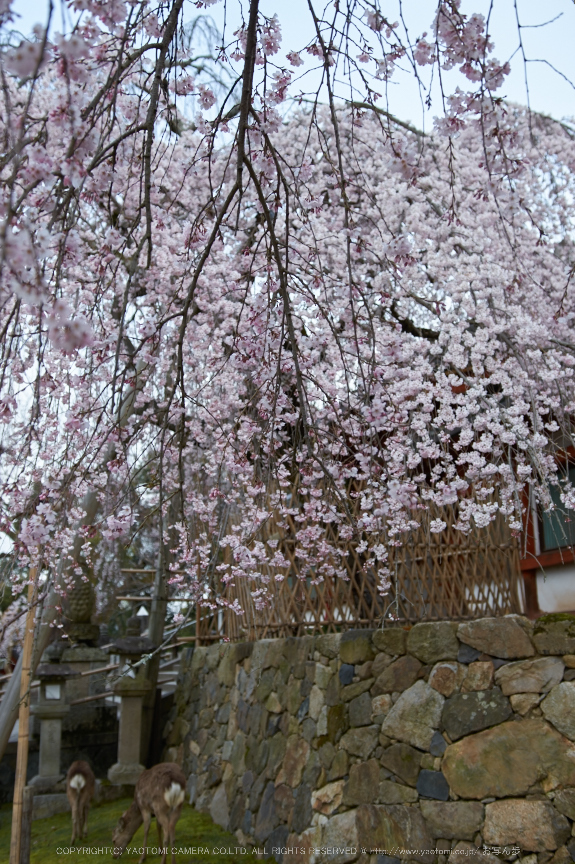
[[19, 785, 34, 864], [140, 552, 168, 765], [9, 572, 37, 864]]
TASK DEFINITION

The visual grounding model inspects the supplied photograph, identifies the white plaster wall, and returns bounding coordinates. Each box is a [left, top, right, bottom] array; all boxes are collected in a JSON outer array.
[[537, 563, 575, 612]]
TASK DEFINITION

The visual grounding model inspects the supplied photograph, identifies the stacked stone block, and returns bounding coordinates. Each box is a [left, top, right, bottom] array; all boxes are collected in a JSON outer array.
[[163, 614, 575, 864]]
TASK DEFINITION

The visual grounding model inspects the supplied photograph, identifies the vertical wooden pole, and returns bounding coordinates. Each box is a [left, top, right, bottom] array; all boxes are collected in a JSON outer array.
[[522, 569, 541, 619], [10, 568, 38, 864]]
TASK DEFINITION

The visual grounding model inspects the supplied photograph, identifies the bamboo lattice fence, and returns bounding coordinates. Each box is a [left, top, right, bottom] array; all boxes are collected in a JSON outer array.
[[193, 495, 523, 644]]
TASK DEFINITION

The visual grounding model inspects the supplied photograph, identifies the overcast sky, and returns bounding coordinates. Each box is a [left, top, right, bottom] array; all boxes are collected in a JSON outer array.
[[8, 0, 575, 127]]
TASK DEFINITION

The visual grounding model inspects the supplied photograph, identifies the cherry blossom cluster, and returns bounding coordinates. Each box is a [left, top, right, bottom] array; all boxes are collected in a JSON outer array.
[[0, 0, 573, 632], [414, 0, 510, 92]]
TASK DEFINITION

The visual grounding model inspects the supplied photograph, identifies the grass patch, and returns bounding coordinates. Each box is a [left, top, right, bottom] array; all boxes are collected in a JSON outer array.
[[0, 798, 277, 863]]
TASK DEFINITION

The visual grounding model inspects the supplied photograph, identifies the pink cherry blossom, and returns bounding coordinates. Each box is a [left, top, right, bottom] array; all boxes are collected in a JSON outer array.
[[261, 14, 281, 56], [4, 38, 47, 78], [286, 51, 303, 67], [197, 84, 216, 110]]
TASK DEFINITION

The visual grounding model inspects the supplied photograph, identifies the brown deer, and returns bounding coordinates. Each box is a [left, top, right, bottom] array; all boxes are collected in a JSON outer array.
[[112, 763, 186, 864], [66, 760, 95, 843]]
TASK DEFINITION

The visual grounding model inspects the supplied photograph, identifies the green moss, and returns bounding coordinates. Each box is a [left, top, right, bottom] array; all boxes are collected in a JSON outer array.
[[534, 612, 575, 635], [0, 798, 277, 864], [537, 612, 575, 624]]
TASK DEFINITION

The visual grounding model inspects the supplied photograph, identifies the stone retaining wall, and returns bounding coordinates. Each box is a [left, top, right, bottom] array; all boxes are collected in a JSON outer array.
[[164, 614, 575, 864]]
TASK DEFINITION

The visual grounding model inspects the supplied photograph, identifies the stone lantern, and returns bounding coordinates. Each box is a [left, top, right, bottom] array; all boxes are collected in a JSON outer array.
[[30, 664, 80, 791], [106, 635, 155, 785]]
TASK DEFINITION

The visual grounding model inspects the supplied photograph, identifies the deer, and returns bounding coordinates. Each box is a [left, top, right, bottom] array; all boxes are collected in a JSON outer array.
[[112, 762, 186, 864], [66, 760, 96, 844]]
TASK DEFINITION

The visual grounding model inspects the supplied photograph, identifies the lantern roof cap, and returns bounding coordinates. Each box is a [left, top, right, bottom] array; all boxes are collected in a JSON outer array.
[[106, 636, 156, 656], [35, 663, 80, 679]]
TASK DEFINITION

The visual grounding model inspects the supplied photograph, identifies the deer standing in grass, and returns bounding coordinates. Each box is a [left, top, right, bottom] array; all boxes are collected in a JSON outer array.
[[112, 763, 186, 864], [66, 760, 95, 843]]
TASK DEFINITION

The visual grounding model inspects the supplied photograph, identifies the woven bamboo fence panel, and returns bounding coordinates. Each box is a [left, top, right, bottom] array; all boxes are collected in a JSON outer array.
[[194, 496, 523, 644]]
